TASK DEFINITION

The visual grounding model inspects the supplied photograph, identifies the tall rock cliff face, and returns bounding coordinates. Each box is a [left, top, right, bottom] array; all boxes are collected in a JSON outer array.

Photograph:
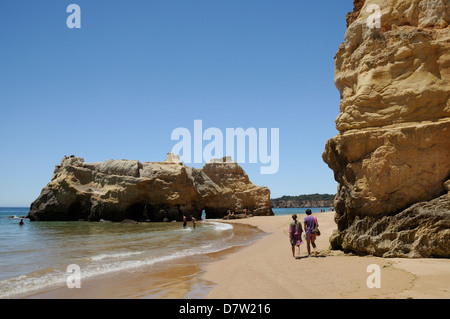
[[27, 154, 273, 222], [322, 0, 450, 257]]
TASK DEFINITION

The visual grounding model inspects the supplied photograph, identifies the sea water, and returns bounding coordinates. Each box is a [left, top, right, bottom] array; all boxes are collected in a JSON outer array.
[[0, 207, 262, 298], [272, 207, 332, 215], [0, 207, 330, 298]]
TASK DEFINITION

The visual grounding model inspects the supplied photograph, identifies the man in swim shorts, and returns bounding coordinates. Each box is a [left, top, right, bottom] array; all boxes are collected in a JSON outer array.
[[303, 209, 318, 257]]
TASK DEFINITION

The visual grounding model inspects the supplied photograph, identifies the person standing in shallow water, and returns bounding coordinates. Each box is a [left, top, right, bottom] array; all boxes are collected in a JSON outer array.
[[303, 209, 318, 257], [289, 214, 303, 259]]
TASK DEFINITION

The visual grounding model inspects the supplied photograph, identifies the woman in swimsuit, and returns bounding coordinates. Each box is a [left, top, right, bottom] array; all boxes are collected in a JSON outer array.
[[289, 214, 303, 259]]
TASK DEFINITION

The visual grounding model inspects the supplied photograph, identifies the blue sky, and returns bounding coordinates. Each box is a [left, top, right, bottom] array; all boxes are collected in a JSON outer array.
[[0, 1, 353, 206]]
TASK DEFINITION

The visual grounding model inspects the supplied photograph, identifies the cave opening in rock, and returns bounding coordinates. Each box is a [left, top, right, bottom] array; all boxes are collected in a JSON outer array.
[[124, 203, 149, 222]]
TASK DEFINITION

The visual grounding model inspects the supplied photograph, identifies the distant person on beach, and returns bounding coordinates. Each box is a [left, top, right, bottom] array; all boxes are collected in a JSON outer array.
[[19, 219, 24, 226], [304, 209, 318, 257], [289, 214, 303, 259], [192, 217, 196, 229], [183, 215, 187, 228]]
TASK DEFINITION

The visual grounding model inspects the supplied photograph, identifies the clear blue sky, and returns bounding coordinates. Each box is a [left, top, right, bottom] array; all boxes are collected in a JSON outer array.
[[0, 1, 353, 207]]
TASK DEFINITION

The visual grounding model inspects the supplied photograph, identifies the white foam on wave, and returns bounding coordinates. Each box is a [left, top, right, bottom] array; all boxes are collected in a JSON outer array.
[[89, 251, 144, 261], [0, 268, 67, 299], [203, 221, 234, 231]]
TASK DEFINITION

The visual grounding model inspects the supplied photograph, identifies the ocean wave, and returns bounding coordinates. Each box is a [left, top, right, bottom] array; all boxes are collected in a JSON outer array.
[[89, 251, 144, 261], [203, 221, 234, 231], [0, 268, 66, 299], [7, 215, 23, 220]]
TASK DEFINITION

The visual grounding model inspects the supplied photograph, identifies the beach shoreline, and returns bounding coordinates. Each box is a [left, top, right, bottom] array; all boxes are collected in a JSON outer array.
[[18, 221, 264, 299], [202, 212, 450, 299], [14, 211, 450, 299]]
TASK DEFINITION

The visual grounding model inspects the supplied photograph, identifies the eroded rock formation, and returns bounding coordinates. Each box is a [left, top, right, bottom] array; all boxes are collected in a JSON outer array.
[[27, 154, 273, 222], [322, 0, 450, 257]]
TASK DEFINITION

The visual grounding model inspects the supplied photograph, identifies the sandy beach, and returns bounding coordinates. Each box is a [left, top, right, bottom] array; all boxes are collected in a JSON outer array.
[[17, 211, 450, 300], [202, 212, 450, 299]]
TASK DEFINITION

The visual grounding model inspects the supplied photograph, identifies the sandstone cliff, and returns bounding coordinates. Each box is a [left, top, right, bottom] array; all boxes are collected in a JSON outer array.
[[27, 154, 273, 222], [322, 0, 450, 257]]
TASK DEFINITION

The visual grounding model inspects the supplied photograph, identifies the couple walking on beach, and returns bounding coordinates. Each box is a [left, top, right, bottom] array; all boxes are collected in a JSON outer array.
[[289, 209, 319, 259]]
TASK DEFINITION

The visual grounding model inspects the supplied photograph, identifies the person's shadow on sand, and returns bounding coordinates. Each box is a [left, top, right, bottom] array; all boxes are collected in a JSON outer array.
[[297, 254, 326, 259]]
